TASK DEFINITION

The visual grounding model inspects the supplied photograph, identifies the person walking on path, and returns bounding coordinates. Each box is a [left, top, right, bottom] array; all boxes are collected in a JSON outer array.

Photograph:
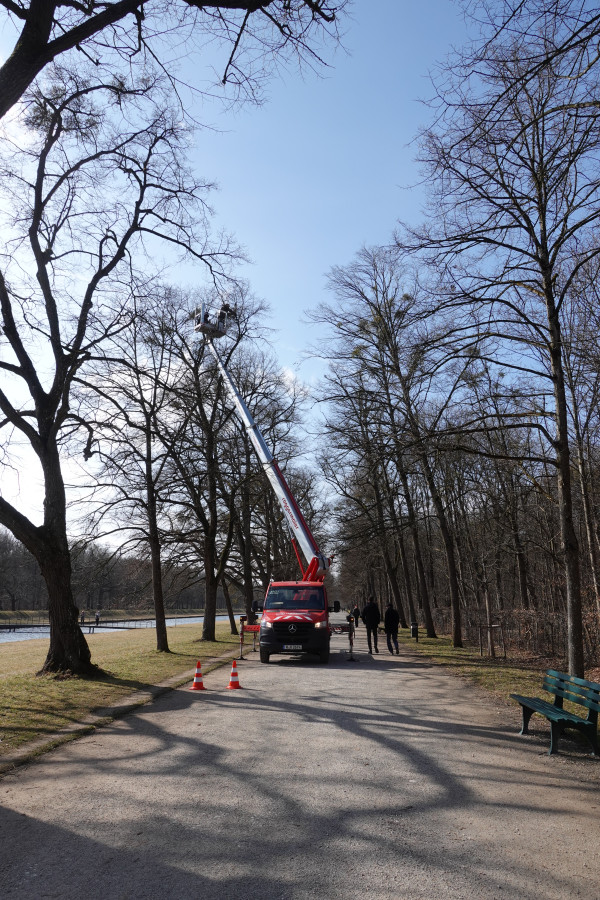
[[384, 602, 400, 655], [361, 596, 381, 654], [352, 605, 361, 628]]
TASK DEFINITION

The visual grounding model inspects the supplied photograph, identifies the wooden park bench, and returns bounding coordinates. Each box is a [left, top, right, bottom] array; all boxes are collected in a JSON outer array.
[[510, 669, 600, 756]]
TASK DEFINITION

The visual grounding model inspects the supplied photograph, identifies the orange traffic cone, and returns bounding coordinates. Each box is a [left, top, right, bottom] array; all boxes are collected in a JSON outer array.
[[227, 659, 242, 689], [190, 660, 206, 691]]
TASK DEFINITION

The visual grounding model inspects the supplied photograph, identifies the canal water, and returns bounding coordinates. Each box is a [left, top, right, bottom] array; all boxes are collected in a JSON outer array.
[[0, 615, 232, 644]]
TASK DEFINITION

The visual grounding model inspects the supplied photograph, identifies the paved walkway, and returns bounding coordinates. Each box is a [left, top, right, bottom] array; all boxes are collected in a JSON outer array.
[[1, 630, 598, 899]]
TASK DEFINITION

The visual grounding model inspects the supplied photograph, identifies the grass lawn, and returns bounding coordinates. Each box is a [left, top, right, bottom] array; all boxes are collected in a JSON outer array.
[[397, 628, 600, 729], [397, 629, 547, 701], [0, 622, 238, 759]]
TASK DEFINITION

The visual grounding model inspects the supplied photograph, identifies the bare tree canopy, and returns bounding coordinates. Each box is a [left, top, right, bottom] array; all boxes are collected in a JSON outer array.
[[391, 1, 600, 675], [0, 0, 347, 120], [457, 1, 600, 121], [0, 0, 347, 674], [0, 69, 239, 673]]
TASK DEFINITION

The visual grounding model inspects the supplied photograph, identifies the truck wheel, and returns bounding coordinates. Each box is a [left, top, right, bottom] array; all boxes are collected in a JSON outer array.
[[319, 647, 330, 664], [259, 648, 270, 664]]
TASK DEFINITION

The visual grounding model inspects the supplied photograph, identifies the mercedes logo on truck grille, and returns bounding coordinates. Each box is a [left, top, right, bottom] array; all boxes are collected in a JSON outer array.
[[288, 624, 297, 633]]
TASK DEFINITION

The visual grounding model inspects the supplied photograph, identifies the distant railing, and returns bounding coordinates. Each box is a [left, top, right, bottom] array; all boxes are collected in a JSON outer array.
[[0, 607, 244, 631]]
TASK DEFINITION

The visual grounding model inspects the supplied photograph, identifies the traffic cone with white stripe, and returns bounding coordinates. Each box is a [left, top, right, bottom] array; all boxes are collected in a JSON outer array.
[[227, 659, 242, 689], [190, 660, 206, 691]]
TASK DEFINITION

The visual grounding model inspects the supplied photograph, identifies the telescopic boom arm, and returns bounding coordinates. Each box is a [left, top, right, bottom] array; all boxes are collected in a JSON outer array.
[[196, 308, 330, 582]]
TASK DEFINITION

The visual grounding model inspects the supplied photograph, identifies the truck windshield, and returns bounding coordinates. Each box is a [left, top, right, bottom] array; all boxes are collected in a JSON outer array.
[[265, 586, 325, 611]]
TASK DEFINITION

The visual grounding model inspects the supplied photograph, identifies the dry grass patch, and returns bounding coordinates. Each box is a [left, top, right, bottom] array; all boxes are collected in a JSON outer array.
[[398, 630, 555, 702], [0, 623, 237, 756]]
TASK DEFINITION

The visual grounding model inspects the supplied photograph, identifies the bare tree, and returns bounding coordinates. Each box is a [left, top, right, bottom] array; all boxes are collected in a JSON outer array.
[[399, 11, 600, 674], [314, 360, 418, 628], [164, 301, 316, 640], [0, 1, 347, 121], [312, 248, 459, 642], [462, 1, 600, 120], [560, 267, 600, 621], [79, 287, 203, 652], [0, 72, 234, 673]]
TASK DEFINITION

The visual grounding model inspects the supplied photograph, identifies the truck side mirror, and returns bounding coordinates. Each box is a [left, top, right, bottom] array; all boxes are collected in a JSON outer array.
[[329, 601, 341, 613]]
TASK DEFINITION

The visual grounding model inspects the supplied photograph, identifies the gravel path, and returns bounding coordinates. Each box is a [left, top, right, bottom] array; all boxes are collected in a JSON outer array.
[[1, 631, 598, 899]]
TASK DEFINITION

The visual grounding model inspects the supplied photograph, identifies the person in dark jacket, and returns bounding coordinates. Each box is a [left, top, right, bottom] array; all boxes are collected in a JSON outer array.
[[361, 596, 380, 654], [352, 605, 361, 629], [384, 602, 400, 655]]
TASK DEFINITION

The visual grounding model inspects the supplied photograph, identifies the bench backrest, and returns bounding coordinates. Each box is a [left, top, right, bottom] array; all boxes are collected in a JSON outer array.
[[543, 669, 600, 721]]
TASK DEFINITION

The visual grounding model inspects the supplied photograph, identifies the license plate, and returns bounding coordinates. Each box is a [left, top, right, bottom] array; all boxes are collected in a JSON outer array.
[[282, 644, 303, 651]]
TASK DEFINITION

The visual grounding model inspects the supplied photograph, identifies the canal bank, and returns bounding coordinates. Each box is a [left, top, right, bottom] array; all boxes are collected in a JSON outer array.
[[0, 613, 234, 643]]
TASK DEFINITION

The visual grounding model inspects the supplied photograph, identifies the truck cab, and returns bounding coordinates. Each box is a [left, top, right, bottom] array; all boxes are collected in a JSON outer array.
[[256, 581, 340, 664]]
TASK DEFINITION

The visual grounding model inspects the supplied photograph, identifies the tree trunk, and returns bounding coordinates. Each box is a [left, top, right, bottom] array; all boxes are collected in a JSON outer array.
[[202, 547, 219, 642], [417, 452, 462, 646], [382, 550, 408, 628], [146, 433, 169, 652], [222, 578, 238, 635], [40, 448, 93, 673], [0, 445, 93, 675], [395, 467, 436, 636], [394, 532, 413, 628], [512, 509, 530, 610], [547, 300, 583, 676], [239, 473, 258, 622], [570, 391, 600, 621], [39, 544, 92, 675], [148, 527, 169, 652]]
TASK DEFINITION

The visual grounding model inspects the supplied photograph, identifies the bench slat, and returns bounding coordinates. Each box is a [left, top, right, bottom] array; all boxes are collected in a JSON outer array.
[[546, 669, 600, 692], [542, 673, 600, 715], [542, 683, 600, 714], [510, 695, 585, 724]]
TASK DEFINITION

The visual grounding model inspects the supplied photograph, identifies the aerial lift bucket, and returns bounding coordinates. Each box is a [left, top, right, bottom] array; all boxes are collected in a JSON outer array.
[[194, 301, 230, 339]]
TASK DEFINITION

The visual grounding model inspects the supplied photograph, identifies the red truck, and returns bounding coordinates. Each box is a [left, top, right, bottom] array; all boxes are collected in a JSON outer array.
[[256, 580, 335, 664], [195, 304, 339, 663]]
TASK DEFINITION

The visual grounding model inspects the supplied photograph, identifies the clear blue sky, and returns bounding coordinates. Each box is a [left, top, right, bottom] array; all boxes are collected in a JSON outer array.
[[0, 1, 470, 379], [182, 1, 470, 378], [0, 2, 470, 523]]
